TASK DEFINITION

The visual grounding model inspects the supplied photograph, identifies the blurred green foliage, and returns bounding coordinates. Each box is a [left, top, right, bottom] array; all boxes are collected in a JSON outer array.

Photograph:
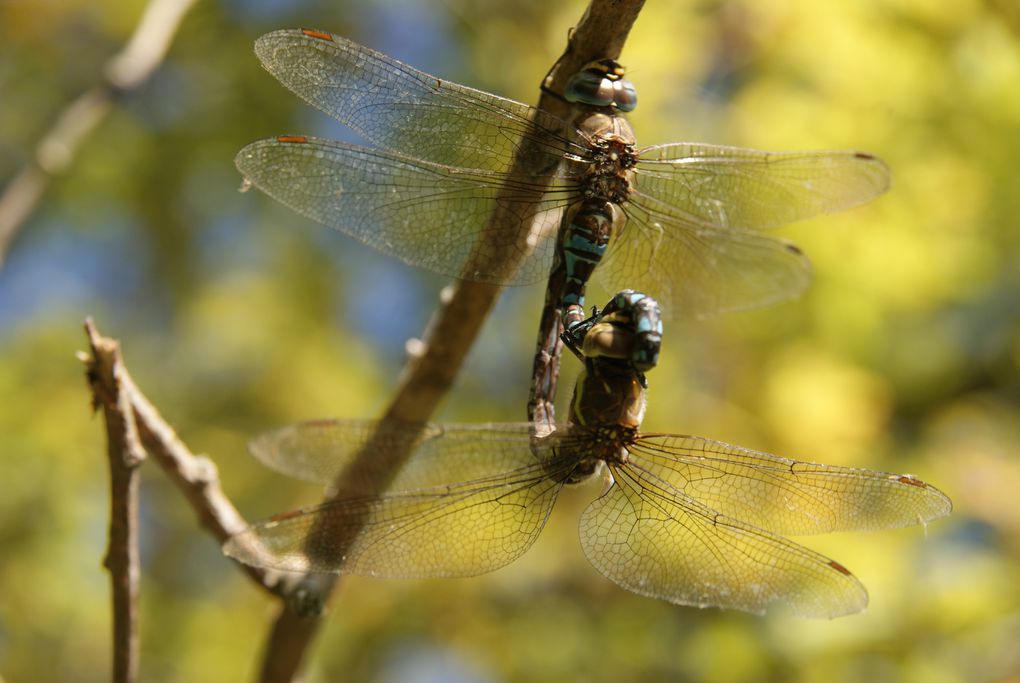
[[1, 0, 1017, 681]]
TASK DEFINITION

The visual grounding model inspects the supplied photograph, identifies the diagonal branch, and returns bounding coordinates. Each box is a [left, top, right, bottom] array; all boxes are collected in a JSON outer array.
[[0, 0, 201, 267], [253, 2, 645, 681]]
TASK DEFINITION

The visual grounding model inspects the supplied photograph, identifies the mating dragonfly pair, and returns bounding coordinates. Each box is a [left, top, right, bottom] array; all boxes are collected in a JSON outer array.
[[226, 29, 950, 617]]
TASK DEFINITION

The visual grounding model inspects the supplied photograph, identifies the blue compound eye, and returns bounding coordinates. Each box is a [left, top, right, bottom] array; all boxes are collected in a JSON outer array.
[[612, 80, 637, 112], [565, 70, 617, 107], [565, 59, 638, 111]]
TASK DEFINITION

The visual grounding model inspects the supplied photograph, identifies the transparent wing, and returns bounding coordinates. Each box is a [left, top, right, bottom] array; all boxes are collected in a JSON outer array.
[[580, 464, 869, 618], [594, 146, 889, 318], [249, 419, 548, 489], [633, 144, 890, 229], [627, 434, 952, 535], [226, 422, 576, 576], [254, 29, 579, 173], [236, 136, 564, 285], [594, 208, 811, 319]]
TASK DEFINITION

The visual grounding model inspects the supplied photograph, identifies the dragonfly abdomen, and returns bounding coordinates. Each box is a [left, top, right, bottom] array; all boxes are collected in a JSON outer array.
[[558, 120, 636, 329], [561, 198, 617, 326]]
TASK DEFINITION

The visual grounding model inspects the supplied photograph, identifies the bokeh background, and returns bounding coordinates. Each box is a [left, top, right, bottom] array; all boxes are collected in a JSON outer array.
[[1, 0, 1018, 681]]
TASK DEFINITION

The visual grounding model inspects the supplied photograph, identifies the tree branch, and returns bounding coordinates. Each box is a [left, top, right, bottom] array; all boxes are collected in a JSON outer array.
[[81, 320, 287, 597], [84, 322, 146, 683], [0, 0, 201, 267], [253, 1, 645, 680]]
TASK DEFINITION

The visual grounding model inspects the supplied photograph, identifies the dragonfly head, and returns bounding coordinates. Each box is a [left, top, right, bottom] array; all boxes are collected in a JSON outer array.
[[565, 58, 638, 113], [562, 290, 663, 375]]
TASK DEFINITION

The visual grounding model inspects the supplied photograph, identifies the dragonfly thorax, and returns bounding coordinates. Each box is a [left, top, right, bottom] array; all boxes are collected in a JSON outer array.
[[582, 143, 635, 206], [557, 422, 635, 486], [570, 363, 647, 433], [591, 424, 636, 466], [573, 113, 636, 207]]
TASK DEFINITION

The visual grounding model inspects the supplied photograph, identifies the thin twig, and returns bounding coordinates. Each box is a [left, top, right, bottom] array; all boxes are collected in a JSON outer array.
[[81, 320, 286, 596], [84, 321, 146, 683], [0, 0, 201, 266], [253, 2, 645, 680]]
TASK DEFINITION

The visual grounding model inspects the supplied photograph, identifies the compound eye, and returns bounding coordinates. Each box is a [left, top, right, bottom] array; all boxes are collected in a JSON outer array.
[[630, 333, 661, 372], [565, 70, 617, 108], [564, 61, 639, 111], [613, 80, 638, 112]]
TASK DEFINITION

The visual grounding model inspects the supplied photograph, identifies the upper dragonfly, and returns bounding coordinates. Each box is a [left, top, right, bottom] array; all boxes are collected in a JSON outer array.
[[225, 290, 950, 618], [236, 29, 890, 321]]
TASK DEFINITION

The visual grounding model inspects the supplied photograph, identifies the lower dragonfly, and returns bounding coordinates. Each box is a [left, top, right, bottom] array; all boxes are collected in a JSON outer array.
[[226, 291, 950, 617]]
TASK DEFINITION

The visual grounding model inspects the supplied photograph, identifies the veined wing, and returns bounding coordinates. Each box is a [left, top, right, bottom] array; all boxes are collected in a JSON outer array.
[[254, 29, 580, 173], [633, 144, 890, 230], [594, 206, 811, 319], [225, 462, 564, 576], [236, 136, 564, 285], [580, 463, 869, 618], [249, 420, 557, 490], [597, 146, 890, 318], [625, 434, 952, 535], [227, 422, 577, 576]]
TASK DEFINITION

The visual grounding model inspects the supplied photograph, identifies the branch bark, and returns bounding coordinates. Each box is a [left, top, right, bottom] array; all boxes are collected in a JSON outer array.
[[253, 1, 645, 680], [82, 320, 288, 598], [0, 0, 201, 267], [84, 323, 146, 683]]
